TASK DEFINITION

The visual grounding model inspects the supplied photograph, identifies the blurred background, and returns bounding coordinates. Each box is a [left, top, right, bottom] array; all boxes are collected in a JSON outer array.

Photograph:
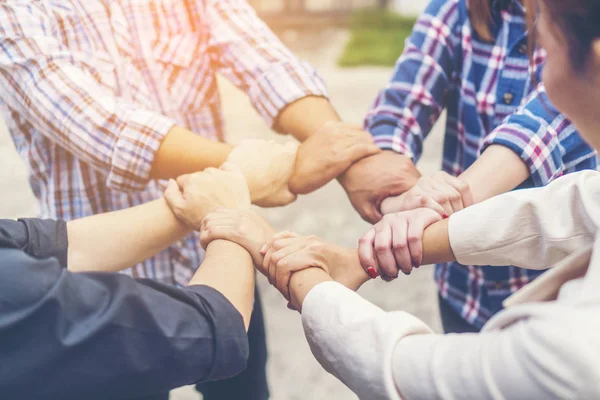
[[0, 1, 447, 399]]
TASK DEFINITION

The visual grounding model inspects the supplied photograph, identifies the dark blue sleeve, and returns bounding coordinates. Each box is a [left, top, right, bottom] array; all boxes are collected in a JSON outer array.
[[0, 249, 248, 400], [0, 218, 68, 266]]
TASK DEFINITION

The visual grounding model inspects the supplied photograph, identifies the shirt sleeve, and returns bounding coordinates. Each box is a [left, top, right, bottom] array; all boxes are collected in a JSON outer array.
[[0, 3, 176, 192], [0, 219, 68, 267], [482, 83, 596, 187], [394, 306, 598, 400], [204, 0, 328, 128], [0, 250, 248, 399], [448, 170, 600, 269], [301, 281, 433, 400], [364, 0, 463, 161]]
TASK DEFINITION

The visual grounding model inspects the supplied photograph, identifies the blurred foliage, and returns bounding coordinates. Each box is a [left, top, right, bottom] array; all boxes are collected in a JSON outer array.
[[338, 9, 416, 67]]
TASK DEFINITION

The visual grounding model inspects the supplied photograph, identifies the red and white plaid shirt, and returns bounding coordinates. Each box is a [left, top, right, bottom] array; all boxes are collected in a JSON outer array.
[[0, 0, 327, 284]]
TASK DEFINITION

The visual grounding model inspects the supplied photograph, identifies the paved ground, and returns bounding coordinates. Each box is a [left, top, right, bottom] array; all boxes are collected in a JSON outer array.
[[0, 28, 445, 400]]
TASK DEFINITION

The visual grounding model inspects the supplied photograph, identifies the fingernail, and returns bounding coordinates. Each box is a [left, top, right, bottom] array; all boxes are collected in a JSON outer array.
[[442, 213, 449, 219], [413, 263, 420, 269], [260, 244, 267, 254], [403, 271, 412, 276], [287, 302, 294, 310], [367, 267, 377, 279]]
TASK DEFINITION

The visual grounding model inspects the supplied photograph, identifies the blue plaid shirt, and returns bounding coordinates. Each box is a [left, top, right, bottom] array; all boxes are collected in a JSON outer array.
[[365, 0, 598, 328]]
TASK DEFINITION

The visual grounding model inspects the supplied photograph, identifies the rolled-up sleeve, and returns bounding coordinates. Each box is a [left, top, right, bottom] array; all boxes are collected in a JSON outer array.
[[205, 0, 328, 128], [0, 251, 248, 399], [364, 0, 463, 161], [0, 219, 68, 267], [0, 2, 175, 192], [482, 83, 596, 187]]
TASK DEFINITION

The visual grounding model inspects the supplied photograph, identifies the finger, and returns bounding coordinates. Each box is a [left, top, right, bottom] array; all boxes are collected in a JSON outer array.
[[443, 175, 474, 208], [374, 223, 398, 278], [346, 144, 382, 164], [403, 195, 447, 218], [163, 179, 185, 212], [275, 251, 318, 300], [431, 189, 454, 217], [435, 182, 463, 214], [407, 210, 443, 268], [261, 231, 297, 255], [268, 241, 306, 286], [175, 174, 191, 188], [262, 237, 301, 279], [390, 217, 412, 275], [358, 228, 379, 279]]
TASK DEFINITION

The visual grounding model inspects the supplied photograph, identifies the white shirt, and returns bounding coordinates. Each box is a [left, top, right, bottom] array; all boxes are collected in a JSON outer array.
[[301, 170, 600, 399]]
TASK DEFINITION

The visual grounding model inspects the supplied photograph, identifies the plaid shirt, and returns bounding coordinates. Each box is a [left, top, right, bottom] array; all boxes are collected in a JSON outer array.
[[365, 0, 598, 328], [0, 0, 327, 285]]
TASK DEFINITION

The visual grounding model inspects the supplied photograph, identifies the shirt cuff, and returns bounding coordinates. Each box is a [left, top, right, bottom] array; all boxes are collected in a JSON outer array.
[[107, 109, 176, 192], [19, 219, 69, 267], [302, 281, 432, 400], [247, 61, 328, 129], [481, 122, 563, 187]]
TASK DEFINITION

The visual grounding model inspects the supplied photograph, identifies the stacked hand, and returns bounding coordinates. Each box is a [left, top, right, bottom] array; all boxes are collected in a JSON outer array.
[[227, 139, 298, 207], [288, 122, 381, 195], [380, 171, 473, 217], [339, 151, 421, 223], [200, 209, 356, 300], [164, 163, 251, 229], [358, 208, 441, 280]]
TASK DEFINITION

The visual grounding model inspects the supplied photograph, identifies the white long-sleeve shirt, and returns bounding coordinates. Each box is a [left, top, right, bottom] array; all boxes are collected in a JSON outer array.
[[302, 170, 600, 399]]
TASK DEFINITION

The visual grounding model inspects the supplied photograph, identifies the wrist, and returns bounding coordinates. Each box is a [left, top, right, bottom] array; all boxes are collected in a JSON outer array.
[[289, 267, 333, 312], [329, 247, 370, 291]]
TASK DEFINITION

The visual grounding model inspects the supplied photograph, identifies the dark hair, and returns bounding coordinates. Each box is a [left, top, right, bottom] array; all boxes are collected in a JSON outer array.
[[469, 0, 494, 42], [537, 0, 600, 70]]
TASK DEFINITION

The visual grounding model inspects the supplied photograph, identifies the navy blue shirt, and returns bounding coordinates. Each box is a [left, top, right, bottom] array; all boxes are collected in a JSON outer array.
[[0, 219, 248, 399]]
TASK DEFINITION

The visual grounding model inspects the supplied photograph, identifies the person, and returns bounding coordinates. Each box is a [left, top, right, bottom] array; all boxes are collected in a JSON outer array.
[[0, 164, 262, 399], [0, 2, 381, 397], [197, 0, 600, 397], [338, 0, 598, 334]]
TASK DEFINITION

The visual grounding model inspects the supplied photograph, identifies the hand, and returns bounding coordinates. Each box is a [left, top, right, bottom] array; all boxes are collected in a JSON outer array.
[[260, 232, 349, 300], [227, 139, 298, 208], [164, 163, 250, 230], [380, 171, 473, 217], [358, 208, 441, 279], [288, 122, 381, 194], [199, 208, 276, 267], [338, 151, 421, 223]]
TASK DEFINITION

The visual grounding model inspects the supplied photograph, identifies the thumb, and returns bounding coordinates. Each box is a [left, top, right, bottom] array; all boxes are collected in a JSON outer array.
[[164, 179, 185, 211], [347, 144, 381, 164]]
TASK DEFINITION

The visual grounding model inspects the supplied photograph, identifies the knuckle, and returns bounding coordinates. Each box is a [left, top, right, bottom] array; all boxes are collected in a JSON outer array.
[[407, 235, 420, 244], [393, 241, 407, 250], [374, 243, 389, 252]]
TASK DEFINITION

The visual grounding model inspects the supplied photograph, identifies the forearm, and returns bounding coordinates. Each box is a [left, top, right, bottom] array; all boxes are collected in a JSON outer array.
[[459, 145, 529, 204], [274, 96, 340, 142], [189, 240, 255, 330], [67, 199, 191, 273], [150, 125, 233, 179], [333, 221, 454, 292]]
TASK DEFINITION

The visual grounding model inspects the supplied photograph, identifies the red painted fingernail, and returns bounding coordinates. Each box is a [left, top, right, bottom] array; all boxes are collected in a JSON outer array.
[[442, 213, 449, 219], [367, 267, 377, 279], [413, 263, 420, 269]]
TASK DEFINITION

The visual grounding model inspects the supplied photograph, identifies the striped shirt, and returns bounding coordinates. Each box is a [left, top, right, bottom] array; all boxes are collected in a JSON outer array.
[[365, 0, 598, 328], [0, 0, 327, 285]]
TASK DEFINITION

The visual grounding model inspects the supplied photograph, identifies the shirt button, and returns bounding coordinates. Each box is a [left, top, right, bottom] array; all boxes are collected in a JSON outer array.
[[519, 42, 528, 55], [503, 92, 514, 105]]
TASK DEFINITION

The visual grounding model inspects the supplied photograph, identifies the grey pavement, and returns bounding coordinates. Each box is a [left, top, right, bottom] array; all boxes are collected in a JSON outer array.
[[0, 28, 444, 400]]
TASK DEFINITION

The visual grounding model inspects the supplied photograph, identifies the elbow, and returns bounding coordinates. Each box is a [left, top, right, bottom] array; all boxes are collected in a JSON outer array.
[[208, 334, 250, 382]]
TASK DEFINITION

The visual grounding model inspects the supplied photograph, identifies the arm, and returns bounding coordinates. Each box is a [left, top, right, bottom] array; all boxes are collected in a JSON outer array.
[[67, 194, 191, 273], [0, 4, 231, 193], [364, 0, 462, 161], [0, 250, 248, 399], [204, 0, 330, 140], [298, 270, 594, 399], [341, 0, 464, 222], [478, 83, 596, 191]]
